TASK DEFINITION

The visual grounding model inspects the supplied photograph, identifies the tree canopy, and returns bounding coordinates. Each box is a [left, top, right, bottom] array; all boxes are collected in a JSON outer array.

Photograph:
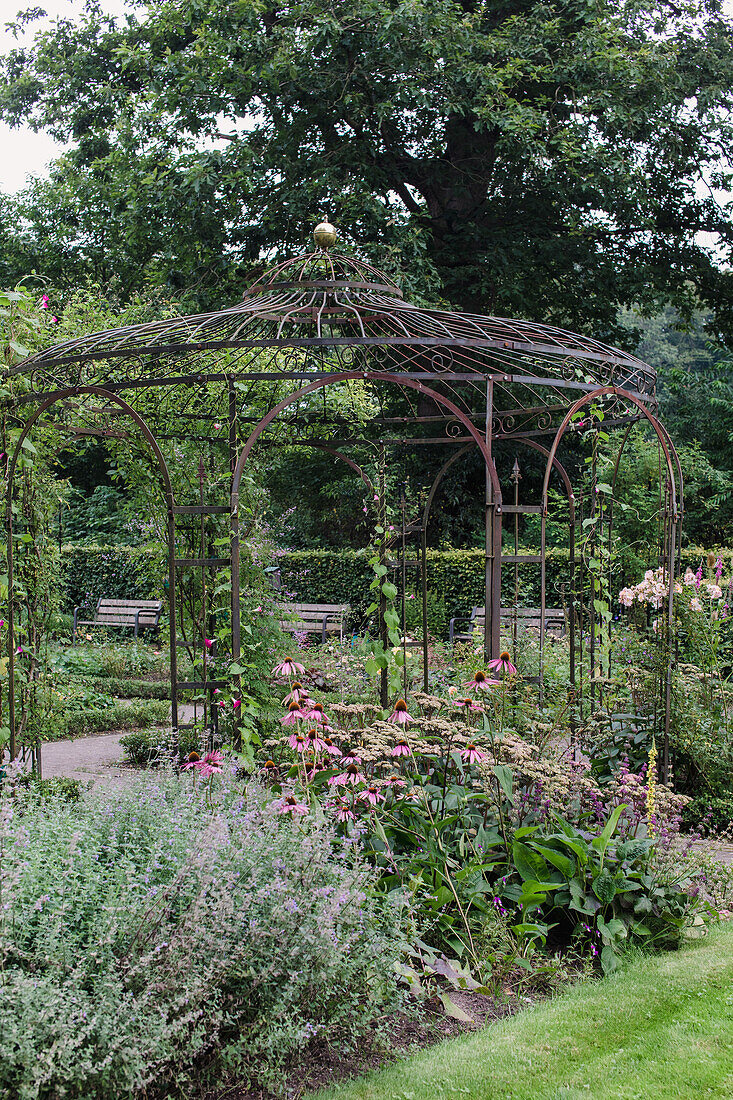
[[1, 0, 732, 336]]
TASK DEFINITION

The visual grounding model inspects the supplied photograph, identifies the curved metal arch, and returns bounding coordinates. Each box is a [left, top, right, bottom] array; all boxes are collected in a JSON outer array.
[[230, 372, 504, 670], [5, 386, 178, 760], [232, 371, 502, 499], [541, 387, 679, 517], [421, 438, 576, 531], [541, 385, 681, 779]]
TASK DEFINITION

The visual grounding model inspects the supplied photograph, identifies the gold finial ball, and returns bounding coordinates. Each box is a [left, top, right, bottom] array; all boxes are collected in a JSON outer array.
[[313, 219, 337, 250]]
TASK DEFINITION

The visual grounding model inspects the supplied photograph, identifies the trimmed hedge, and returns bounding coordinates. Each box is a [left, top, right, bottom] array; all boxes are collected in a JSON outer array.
[[61, 544, 165, 611], [60, 543, 732, 624]]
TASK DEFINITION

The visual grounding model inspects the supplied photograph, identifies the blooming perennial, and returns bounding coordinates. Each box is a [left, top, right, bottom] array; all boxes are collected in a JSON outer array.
[[487, 651, 517, 676], [273, 658, 306, 678], [387, 699, 413, 725], [463, 669, 500, 693]]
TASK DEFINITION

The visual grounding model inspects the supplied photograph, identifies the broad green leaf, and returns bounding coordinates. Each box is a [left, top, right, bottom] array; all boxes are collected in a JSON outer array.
[[512, 841, 550, 883]]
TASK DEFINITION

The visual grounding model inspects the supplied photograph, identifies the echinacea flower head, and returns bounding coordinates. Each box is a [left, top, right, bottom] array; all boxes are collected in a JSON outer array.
[[196, 750, 225, 777], [487, 651, 517, 676], [461, 743, 488, 765], [288, 731, 308, 753], [387, 699, 413, 725], [263, 759, 278, 773], [281, 701, 304, 726], [362, 784, 385, 807], [463, 670, 500, 693], [273, 658, 306, 678], [322, 736, 342, 757], [277, 794, 309, 816], [329, 761, 365, 787], [303, 701, 330, 726], [305, 727, 328, 753], [331, 798, 355, 822], [340, 749, 362, 766], [283, 681, 308, 705], [454, 696, 481, 712], [391, 740, 411, 757], [183, 751, 201, 770]]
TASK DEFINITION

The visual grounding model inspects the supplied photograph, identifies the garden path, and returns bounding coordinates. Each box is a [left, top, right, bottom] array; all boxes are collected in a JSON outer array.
[[26, 703, 198, 789], [38, 732, 132, 788]]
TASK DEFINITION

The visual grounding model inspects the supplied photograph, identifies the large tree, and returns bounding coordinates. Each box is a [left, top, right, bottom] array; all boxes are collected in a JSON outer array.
[[1, 0, 732, 335]]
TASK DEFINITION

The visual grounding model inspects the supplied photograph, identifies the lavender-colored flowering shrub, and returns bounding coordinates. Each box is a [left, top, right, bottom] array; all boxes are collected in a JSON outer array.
[[0, 773, 411, 1099]]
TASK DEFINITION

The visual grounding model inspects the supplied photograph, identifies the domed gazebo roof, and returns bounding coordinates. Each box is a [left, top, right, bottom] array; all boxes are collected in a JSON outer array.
[[6, 235, 655, 415]]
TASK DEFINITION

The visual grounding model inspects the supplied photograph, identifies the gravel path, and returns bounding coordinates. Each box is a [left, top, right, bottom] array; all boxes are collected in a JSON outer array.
[[36, 732, 133, 788]]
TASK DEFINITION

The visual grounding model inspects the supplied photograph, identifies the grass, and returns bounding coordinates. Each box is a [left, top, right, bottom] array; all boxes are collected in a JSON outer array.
[[308, 923, 733, 1100]]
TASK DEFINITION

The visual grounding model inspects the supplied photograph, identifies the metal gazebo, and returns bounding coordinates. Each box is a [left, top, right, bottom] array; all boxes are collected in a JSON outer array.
[[3, 220, 682, 775]]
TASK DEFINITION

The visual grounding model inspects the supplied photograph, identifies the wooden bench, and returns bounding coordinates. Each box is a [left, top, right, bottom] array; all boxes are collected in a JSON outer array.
[[73, 598, 162, 642], [279, 602, 349, 643], [449, 606, 566, 644]]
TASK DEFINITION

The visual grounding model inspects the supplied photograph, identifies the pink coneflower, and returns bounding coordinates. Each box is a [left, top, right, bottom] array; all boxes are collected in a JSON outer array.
[[463, 670, 500, 693], [262, 759, 279, 774], [281, 701, 304, 726], [322, 736, 342, 757], [329, 761, 366, 787], [303, 701, 330, 727], [273, 658, 306, 678], [331, 798, 356, 822], [183, 751, 201, 770], [454, 696, 482, 713], [487, 651, 517, 676], [204, 638, 214, 650], [197, 750, 225, 777], [305, 727, 328, 753], [339, 749, 362, 766], [461, 743, 488, 765], [288, 731, 308, 753], [391, 740, 411, 757], [277, 794, 309, 816], [362, 784, 385, 807], [387, 699, 413, 725], [283, 681, 309, 705]]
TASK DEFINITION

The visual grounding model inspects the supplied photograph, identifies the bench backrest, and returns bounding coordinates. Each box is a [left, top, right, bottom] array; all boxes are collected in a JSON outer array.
[[471, 606, 566, 629], [94, 598, 162, 626], [280, 602, 349, 623]]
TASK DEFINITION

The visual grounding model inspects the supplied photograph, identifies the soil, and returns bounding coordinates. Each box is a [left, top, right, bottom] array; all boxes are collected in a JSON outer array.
[[206, 983, 554, 1100]]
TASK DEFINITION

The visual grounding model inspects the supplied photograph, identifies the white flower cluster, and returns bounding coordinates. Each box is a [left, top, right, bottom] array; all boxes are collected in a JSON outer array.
[[619, 567, 722, 612], [618, 567, 680, 610]]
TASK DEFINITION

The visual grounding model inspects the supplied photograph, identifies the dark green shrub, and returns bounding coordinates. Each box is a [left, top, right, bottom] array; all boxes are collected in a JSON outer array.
[[12, 774, 83, 802], [120, 726, 200, 766]]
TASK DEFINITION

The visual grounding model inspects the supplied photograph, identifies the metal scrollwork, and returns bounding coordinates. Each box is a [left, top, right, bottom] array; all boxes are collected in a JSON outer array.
[[430, 348, 455, 373]]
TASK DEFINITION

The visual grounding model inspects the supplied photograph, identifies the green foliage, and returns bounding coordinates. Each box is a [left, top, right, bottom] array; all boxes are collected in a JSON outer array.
[[0, 775, 410, 1098], [1, 1, 731, 336], [119, 726, 200, 767], [60, 544, 165, 611], [12, 773, 83, 802]]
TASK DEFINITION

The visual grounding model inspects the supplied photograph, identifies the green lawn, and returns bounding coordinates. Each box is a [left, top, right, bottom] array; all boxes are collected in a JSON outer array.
[[309, 924, 733, 1100]]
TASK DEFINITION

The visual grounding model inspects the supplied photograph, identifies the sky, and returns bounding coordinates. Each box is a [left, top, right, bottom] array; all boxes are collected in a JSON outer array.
[[0, 0, 132, 193]]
